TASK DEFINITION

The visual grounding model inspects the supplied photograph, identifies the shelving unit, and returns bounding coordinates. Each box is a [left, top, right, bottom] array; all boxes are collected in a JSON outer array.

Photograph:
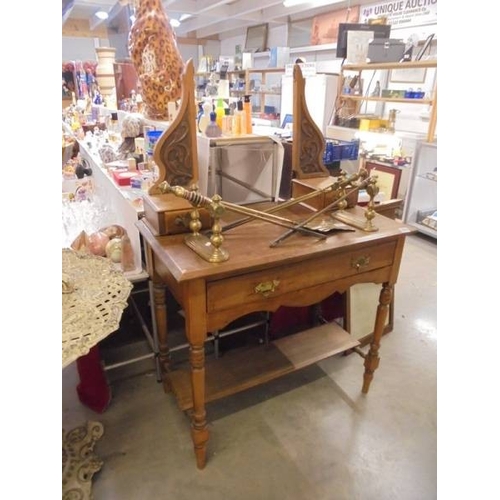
[[335, 60, 437, 143], [402, 140, 437, 238], [245, 68, 284, 114], [195, 67, 285, 115]]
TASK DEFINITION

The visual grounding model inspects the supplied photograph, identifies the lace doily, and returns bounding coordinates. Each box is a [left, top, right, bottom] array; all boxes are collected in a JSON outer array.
[[62, 249, 133, 368]]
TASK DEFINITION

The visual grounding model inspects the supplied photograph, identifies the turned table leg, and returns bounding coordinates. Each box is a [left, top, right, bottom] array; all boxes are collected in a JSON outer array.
[[190, 341, 209, 469], [152, 282, 170, 390], [362, 282, 393, 394]]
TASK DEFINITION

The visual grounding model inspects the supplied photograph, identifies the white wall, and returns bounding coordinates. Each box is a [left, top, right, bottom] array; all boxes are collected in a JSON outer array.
[[62, 37, 109, 60], [63, 35, 201, 67]]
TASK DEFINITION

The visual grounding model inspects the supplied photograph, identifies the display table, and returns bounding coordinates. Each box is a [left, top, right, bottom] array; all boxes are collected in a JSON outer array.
[[62, 249, 133, 368], [139, 203, 414, 469], [62, 249, 132, 499]]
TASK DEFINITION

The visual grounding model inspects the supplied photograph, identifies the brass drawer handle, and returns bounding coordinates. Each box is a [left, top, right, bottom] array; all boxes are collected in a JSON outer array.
[[255, 280, 280, 297], [174, 215, 189, 227], [351, 255, 370, 271]]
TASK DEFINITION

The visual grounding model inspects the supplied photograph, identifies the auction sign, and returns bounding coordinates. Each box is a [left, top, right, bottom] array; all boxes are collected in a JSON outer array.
[[359, 0, 437, 28]]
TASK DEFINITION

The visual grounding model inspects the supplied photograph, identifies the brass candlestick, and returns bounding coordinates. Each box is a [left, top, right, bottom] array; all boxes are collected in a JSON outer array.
[[160, 182, 229, 262], [331, 169, 379, 232], [363, 178, 380, 232]]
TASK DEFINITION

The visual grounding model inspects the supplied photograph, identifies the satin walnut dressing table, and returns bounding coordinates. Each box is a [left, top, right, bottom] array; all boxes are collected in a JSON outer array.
[[138, 202, 413, 469]]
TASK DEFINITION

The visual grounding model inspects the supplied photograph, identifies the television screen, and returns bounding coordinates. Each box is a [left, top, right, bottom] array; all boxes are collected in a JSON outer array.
[[336, 23, 391, 59]]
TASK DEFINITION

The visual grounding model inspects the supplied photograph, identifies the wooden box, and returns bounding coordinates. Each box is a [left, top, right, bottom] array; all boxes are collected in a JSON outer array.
[[291, 177, 359, 211], [143, 193, 212, 236]]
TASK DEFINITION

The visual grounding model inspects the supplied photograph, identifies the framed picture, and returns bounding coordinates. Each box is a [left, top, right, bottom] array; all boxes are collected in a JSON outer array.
[[365, 162, 402, 200], [390, 67, 427, 83], [245, 24, 268, 52]]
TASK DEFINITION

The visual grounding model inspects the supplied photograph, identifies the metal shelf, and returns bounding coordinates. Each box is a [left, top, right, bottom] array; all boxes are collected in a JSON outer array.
[[409, 221, 437, 238], [339, 95, 433, 104]]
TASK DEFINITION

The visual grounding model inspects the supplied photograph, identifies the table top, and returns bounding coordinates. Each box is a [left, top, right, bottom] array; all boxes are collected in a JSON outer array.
[[138, 204, 415, 284], [62, 249, 133, 368]]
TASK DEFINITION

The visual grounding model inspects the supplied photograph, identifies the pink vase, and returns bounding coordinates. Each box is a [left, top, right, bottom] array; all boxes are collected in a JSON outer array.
[[128, 0, 185, 120]]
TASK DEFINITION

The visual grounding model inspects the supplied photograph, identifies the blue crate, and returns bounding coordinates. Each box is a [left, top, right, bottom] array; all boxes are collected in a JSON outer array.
[[341, 140, 359, 161], [323, 139, 359, 164]]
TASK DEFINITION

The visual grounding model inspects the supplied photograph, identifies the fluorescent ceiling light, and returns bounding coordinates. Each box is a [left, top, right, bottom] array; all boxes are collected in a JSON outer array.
[[130, 14, 136, 22], [170, 18, 180, 28], [283, 0, 308, 6], [95, 10, 109, 20], [179, 14, 192, 21], [283, 0, 342, 7]]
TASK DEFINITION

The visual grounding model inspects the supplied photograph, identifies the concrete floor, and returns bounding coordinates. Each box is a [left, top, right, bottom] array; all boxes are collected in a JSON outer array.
[[62, 232, 437, 500]]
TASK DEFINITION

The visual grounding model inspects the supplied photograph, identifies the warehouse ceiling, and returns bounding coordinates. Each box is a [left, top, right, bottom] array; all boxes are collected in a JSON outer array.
[[63, 0, 373, 41]]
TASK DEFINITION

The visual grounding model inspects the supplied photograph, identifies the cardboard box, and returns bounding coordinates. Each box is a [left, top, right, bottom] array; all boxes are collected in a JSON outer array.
[[111, 169, 138, 186]]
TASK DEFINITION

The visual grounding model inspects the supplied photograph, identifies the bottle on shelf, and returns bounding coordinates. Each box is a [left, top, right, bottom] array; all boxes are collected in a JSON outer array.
[[243, 95, 253, 134], [218, 74, 230, 99], [222, 108, 232, 135], [232, 100, 244, 136], [196, 102, 203, 130], [205, 109, 222, 138], [198, 100, 212, 135], [215, 98, 225, 129]]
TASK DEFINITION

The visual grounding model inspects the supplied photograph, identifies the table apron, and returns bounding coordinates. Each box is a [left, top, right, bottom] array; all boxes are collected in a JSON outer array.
[[206, 265, 393, 332]]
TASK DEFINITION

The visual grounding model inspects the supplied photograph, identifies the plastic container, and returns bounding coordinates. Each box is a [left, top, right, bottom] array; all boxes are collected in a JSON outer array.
[[243, 95, 253, 134], [146, 130, 163, 155], [205, 111, 222, 138], [323, 139, 360, 163]]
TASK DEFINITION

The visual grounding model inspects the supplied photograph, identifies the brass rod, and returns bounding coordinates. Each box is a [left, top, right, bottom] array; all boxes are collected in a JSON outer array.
[[269, 179, 370, 248], [221, 181, 339, 232], [221, 202, 327, 240], [221, 171, 365, 233], [222, 200, 307, 226]]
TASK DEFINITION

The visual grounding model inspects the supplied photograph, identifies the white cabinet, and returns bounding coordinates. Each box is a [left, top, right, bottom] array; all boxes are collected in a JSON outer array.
[[281, 73, 339, 134], [403, 141, 437, 238]]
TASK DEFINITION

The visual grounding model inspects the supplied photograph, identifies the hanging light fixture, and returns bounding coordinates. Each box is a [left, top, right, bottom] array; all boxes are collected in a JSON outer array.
[[283, 0, 343, 7], [95, 10, 109, 20]]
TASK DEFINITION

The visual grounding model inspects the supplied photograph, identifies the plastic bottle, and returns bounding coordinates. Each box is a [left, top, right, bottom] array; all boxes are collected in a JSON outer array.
[[222, 108, 232, 135], [215, 98, 225, 129], [198, 100, 212, 135], [196, 102, 203, 131], [232, 100, 244, 136], [243, 95, 253, 134], [205, 110, 222, 138], [218, 75, 230, 99]]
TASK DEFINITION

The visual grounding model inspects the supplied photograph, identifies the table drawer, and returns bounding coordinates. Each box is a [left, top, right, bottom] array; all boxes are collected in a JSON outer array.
[[207, 240, 397, 313]]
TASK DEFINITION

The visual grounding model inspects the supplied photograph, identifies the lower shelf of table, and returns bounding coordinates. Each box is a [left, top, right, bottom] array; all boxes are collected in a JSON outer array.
[[167, 322, 360, 411]]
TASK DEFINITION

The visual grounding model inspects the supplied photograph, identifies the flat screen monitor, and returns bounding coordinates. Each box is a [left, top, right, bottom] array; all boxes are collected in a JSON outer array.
[[336, 23, 391, 59]]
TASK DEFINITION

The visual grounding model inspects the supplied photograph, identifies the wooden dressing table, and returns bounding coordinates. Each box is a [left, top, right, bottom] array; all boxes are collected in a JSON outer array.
[[139, 203, 413, 469], [138, 60, 415, 469]]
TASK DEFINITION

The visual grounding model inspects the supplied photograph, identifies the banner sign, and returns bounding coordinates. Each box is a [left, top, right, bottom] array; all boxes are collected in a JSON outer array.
[[359, 0, 437, 28]]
